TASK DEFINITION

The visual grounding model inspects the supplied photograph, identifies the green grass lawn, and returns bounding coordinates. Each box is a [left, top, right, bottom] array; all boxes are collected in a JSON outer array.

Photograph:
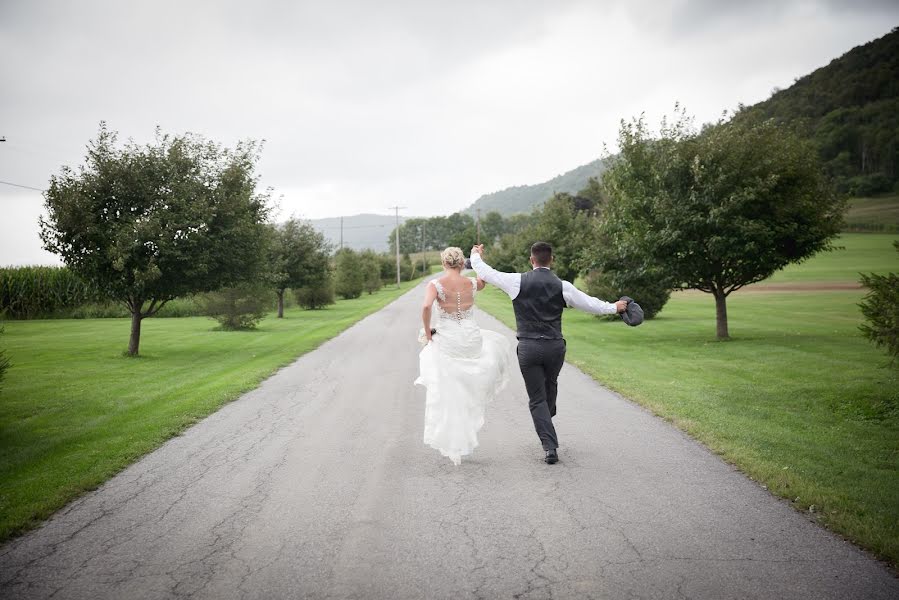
[[476, 232, 899, 567], [0, 282, 414, 542], [765, 233, 897, 283]]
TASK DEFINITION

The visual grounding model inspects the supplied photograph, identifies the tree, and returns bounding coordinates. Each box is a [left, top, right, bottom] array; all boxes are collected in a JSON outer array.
[[389, 213, 475, 254], [267, 219, 333, 317], [334, 248, 364, 299], [40, 124, 270, 355], [859, 241, 899, 365], [359, 250, 383, 294], [601, 108, 845, 339], [488, 193, 599, 282]]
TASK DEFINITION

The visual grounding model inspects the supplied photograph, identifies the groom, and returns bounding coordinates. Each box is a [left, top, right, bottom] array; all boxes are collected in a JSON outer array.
[[470, 242, 626, 464]]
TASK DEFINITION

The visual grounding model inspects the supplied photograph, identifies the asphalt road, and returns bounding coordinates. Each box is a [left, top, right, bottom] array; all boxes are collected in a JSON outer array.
[[1, 280, 896, 599]]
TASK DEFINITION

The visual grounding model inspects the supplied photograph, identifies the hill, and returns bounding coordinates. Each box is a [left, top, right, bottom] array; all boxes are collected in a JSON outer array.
[[461, 158, 607, 217], [460, 27, 898, 219], [735, 27, 899, 196], [304, 214, 407, 253]]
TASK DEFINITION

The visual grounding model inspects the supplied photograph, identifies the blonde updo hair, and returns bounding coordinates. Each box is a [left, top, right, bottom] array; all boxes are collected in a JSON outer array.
[[441, 246, 465, 269]]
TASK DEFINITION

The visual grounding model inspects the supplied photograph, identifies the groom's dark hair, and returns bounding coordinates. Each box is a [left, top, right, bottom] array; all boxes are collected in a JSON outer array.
[[530, 242, 553, 267]]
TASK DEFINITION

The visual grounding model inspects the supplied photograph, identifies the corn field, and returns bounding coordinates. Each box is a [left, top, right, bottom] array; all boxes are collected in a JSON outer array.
[[0, 266, 101, 319]]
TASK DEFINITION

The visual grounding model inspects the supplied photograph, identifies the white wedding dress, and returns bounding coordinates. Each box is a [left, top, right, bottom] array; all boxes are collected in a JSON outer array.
[[414, 277, 515, 465]]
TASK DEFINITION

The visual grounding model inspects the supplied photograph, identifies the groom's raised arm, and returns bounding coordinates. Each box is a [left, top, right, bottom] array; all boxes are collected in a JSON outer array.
[[470, 247, 521, 300]]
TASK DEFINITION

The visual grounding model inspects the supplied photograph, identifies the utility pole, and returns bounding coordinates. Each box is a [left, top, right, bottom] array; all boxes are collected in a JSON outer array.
[[420, 222, 426, 275], [389, 206, 406, 288], [339, 216, 343, 251], [476, 208, 482, 245]]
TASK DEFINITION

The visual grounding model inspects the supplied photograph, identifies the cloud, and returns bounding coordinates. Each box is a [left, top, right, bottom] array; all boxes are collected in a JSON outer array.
[[1, 1, 897, 264]]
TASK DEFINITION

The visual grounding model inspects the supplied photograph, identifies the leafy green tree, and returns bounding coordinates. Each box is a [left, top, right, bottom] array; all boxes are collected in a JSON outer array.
[[267, 219, 333, 317], [859, 241, 899, 365], [378, 253, 397, 282], [334, 248, 365, 299], [388, 218, 427, 255], [448, 211, 509, 248], [487, 194, 599, 282], [389, 213, 475, 254], [359, 250, 383, 294], [529, 193, 601, 282], [601, 108, 845, 339], [40, 124, 270, 355]]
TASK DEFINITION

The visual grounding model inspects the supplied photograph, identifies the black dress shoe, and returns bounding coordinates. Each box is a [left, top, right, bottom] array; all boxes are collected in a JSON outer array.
[[545, 449, 558, 464]]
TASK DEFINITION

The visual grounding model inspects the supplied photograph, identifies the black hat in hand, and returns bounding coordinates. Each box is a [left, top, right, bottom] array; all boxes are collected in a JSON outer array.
[[619, 296, 644, 327]]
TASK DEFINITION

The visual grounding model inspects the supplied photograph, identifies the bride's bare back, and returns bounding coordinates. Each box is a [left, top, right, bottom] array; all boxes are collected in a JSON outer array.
[[433, 273, 477, 315], [420, 247, 486, 342]]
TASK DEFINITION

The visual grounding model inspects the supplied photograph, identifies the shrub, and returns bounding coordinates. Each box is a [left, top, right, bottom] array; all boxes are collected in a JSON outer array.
[[295, 281, 335, 310], [859, 242, 899, 365], [155, 296, 205, 318], [334, 249, 364, 299], [359, 250, 383, 294], [378, 254, 396, 282], [68, 302, 130, 319], [378, 252, 428, 283], [583, 267, 671, 320], [200, 284, 273, 330], [294, 275, 334, 310]]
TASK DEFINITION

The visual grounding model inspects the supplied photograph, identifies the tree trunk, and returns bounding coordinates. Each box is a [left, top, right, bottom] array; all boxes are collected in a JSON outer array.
[[277, 290, 284, 318], [713, 289, 729, 340], [128, 310, 143, 356]]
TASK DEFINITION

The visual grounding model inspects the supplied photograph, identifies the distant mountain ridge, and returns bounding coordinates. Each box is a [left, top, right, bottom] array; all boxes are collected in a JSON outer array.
[[461, 158, 607, 217], [462, 27, 898, 216], [304, 213, 407, 253], [307, 28, 897, 233]]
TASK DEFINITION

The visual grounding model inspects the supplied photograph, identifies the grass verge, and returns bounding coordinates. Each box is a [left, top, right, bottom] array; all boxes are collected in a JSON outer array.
[[0, 282, 416, 542], [475, 233, 899, 567]]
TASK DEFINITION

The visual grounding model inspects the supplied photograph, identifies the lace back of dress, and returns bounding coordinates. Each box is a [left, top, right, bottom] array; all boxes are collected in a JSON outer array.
[[433, 278, 477, 321]]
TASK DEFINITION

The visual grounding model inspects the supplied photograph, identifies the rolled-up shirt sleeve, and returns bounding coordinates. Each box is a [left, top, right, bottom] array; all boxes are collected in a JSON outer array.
[[470, 251, 521, 299], [561, 281, 619, 315]]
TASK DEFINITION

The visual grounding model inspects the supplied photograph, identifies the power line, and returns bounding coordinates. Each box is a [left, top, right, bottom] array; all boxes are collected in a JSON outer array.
[[0, 180, 45, 192]]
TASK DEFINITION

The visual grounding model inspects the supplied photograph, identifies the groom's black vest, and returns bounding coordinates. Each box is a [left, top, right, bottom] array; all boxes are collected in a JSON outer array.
[[513, 268, 565, 340]]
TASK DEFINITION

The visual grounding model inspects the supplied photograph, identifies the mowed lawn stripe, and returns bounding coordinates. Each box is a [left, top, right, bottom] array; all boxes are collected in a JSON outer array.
[[475, 233, 898, 566], [0, 283, 415, 541]]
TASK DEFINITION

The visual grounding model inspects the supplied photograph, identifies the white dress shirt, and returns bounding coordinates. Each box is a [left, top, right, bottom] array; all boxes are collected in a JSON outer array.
[[470, 251, 619, 315]]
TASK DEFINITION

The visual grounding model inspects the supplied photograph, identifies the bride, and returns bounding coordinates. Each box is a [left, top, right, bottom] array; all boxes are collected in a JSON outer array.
[[414, 247, 515, 465]]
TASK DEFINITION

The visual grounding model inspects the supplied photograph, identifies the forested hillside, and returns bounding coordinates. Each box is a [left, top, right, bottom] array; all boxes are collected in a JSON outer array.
[[461, 158, 606, 217], [736, 27, 898, 196]]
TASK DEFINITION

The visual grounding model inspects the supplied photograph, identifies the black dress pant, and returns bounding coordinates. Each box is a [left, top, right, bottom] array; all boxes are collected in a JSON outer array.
[[517, 338, 566, 451]]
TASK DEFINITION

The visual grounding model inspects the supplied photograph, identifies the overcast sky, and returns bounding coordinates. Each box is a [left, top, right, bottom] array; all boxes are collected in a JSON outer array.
[[1, 0, 897, 266]]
